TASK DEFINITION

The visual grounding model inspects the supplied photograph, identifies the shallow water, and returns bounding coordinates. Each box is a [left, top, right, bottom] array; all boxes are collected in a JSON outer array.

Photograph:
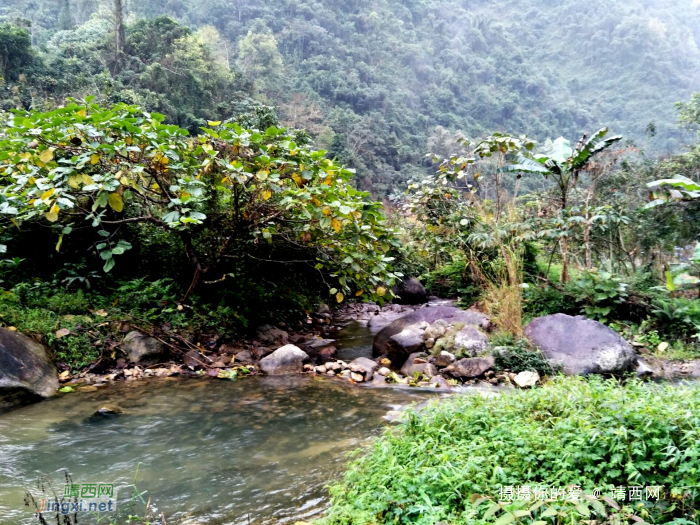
[[0, 374, 437, 525]]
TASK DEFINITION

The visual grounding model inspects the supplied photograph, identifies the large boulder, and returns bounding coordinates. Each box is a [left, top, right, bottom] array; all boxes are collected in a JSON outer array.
[[523, 314, 638, 376], [373, 306, 490, 364], [123, 331, 167, 365], [392, 277, 428, 305], [348, 357, 379, 381], [259, 345, 309, 375], [0, 328, 59, 411], [443, 356, 495, 379]]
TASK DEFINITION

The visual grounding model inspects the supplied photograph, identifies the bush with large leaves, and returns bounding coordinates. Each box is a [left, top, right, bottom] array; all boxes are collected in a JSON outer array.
[[0, 99, 400, 303]]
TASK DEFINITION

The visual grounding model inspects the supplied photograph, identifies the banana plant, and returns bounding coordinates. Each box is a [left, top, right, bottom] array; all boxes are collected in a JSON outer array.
[[500, 128, 623, 282]]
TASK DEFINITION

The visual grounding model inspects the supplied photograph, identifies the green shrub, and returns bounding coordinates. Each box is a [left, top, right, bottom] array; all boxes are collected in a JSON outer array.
[[489, 334, 554, 376], [324, 377, 700, 525], [424, 259, 481, 306], [522, 285, 576, 321]]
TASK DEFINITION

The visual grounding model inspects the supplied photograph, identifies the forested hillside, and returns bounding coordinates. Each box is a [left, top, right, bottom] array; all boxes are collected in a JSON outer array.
[[1, 0, 699, 192]]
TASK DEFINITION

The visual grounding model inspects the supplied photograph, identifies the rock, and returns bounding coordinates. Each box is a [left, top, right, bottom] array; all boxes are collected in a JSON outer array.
[[523, 314, 638, 376], [301, 338, 336, 348], [340, 369, 352, 378], [452, 326, 489, 357], [233, 350, 256, 364], [434, 351, 456, 368], [370, 374, 387, 386], [392, 277, 428, 305], [303, 363, 314, 372], [429, 375, 451, 389], [377, 367, 392, 376], [184, 349, 206, 368], [122, 331, 167, 366], [317, 304, 331, 315], [400, 352, 438, 378], [95, 405, 123, 416], [314, 365, 327, 374], [424, 319, 451, 341], [513, 370, 540, 388], [385, 322, 429, 364], [255, 325, 289, 346], [635, 359, 654, 378], [367, 311, 409, 333], [325, 361, 342, 372], [0, 329, 59, 411], [319, 346, 338, 358], [259, 345, 310, 375], [443, 356, 495, 379], [350, 372, 365, 382], [348, 357, 379, 381], [373, 306, 490, 363]]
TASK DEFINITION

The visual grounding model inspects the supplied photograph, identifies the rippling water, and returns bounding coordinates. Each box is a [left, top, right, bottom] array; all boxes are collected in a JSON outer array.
[[0, 373, 437, 525]]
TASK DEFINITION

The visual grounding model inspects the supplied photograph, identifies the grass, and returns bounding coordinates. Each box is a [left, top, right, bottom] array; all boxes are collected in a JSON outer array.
[[323, 376, 700, 525]]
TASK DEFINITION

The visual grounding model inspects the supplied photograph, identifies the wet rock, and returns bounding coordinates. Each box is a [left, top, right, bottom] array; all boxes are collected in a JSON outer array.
[[122, 331, 167, 366], [184, 349, 207, 368], [255, 325, 289, 346], [0, 328, 59, 412], [400, 352, 438, 378], [392, 277, 428, 305], [636, 359, 654, 378], [95, 405, 123, 416], [314, 365, 327, 374], [317, 304, 331, 315], [339, 369, 352, 379], [377, 367, 392, 376], [370, 374, 387, 386], [513, 370, 540, 388], [325, 361, 342, 372], [259, 345, 310, 375], [233, 350, 256, 364], [350, 372, 365, 382], [301, 338, 336, 348], [373, 306, 490, 363], [303, 363, 314, 372], [367, 311, 409, 333], [348, 357, 379, 381], [444, 356, 495, 379], [524, 314, 638, 376], [434, 351, 456, 368], [429, 375, 451, 389], [319, 346, 338, 358]]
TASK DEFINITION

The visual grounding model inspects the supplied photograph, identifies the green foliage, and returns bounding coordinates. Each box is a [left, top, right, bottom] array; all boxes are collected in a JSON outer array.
[[489, 334, 554, 376], [0, 100, 400, 303], [423, 258, 480, 306], [522, 284, 576, 321], [568, 270, 629, 323], [324, 377, 700, 525]]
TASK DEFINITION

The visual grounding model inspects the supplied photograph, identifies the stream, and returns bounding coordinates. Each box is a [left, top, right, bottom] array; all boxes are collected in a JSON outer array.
[[0, 322, 441, 525]]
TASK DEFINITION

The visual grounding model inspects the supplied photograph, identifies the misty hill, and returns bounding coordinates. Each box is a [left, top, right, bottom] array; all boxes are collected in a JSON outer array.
[[2, 0, 699, 192]]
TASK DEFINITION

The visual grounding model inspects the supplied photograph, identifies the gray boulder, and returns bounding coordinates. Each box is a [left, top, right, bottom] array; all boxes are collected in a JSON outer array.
[[443, 356, 495, 379], [373, 306, 490, 364], [400, 352, 438, 378], [392, 277, 428, 305], [0, 328, 59, 411], [523, 314, 638, 376], [434, 351, 456, 368], [452, 326, 489, 357], [259, 345, 309, 375], [123, 331, 167, 365], [348, 357, 379, 381]]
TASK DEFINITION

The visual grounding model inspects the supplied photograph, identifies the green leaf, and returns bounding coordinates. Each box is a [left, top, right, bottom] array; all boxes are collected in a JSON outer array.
[[494, 512, 516, 525], [103, 257, 116, 273]]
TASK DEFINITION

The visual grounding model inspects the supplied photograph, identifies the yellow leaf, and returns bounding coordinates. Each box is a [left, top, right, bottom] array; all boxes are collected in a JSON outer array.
[[55, 328, 70, 338], [108, 193, 124, 212], [355, 290, 364, 297], [207, 120, 222, 126], [322, 206, 332, 216], [331, 218, 341, 233], [90, 154, 100, 165], [311, 196, 321, 207], [77, 109, 86, 117], [45, 210, 59, 222], [262, 189, 272, 200], [39, 149, 54, 163], [336, 292, 344, 303], [7, 326, 16, 331], [68, 176, 80, 189], [377, 286, 386, 297], [41, 188, 55, 201], [81, 174, 94, 185], [292, 173, 303, 186], [119, 176, 129, 185], [322, 175, 333, 185]]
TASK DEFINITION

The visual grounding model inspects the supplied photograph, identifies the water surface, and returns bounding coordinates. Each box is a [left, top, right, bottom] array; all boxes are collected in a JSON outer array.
[[0, 375, 436, 524]]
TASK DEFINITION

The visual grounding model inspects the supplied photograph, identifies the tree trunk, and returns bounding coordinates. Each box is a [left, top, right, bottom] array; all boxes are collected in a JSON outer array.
[[560, 235, 570, 284], [114, 0, 126, 74], [583, 219, 592, 270]]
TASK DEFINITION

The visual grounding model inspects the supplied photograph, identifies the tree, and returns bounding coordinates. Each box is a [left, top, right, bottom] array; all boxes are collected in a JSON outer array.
[[0, 100, 401, 303], [236, 31, 284, 88], [58, 0, 75, 31], [113, 0, 126, 73], [504, 128, 622, 282], [0, 23, 33, 83]]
